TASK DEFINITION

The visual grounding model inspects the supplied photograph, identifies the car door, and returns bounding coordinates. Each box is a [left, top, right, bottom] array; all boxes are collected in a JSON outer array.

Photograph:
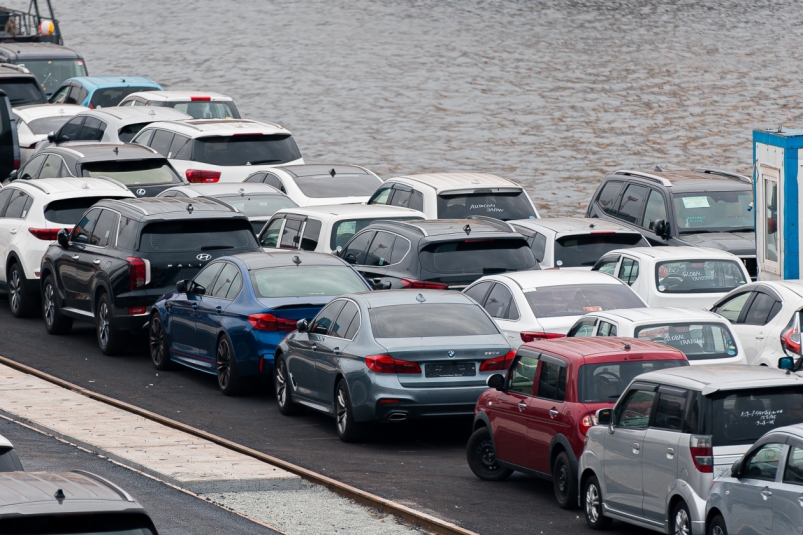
[[617, 256, 640, 287], [482, 282, 521, 346], [603, 383, 658, 517], [314, 299, 360, 406], [341, 230, 375, 269], [730, 442, 785, 535], [167, 261, 223, 359], [738, 289, 783, 364], [56, 207, 100, 310], [76, 208, 117, 314], [596, 320, 618, 336], [615, 183, 649, 231], [278, 215, 304, 250], [640, 189, 670, 246], [0, 188, 21, 282], [195, 262, 241, 361], [528, 355, 570, 474], [593, 254, 622, 276], [711, 290, 770, 365], [773, 443, 803, 535]]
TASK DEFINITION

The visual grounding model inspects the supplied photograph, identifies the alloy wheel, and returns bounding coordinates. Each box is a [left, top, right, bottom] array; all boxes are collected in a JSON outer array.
[[674, 508, 690, 535], [336, 387, 348, 435], [275, 360, 288, 406], [216, 338, 231, 389], [9, 267, 20, 312], [43, 283, 55, 326], [97, 302, 110, 348], [586, 483, 601, 523], [712, 527, 725, 535], [149, 318, 164, 365]]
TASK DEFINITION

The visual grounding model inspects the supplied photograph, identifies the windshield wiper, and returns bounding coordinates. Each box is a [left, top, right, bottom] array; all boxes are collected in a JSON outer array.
[[200, 245, 233, 250], [726, 228, 754, 233], [678, 229, 714, 234], [248, 159, 281, 165]]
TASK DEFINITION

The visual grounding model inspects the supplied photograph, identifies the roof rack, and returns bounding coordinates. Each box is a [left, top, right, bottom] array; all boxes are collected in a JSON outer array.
[[93, 175, 130, 191], [465, 215, 515, 232], [0, 63, 30, 74], [116, 199, 148, 215], [693, 168, 752, 184], [157, 120, 201, 131], [613, 170, 672, 187], [15, 179, 49, 194], [383, 220, 428, 236]]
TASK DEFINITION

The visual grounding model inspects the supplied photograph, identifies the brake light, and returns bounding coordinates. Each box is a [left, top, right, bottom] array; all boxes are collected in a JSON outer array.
[[690, 435, 713, 473], [190, 96, 211, 101], [28, 228, 65, 240], [479, 349, 517, 372], [365, 355, 421, 374], [12, 158, 19, 169], [400, 278, 449, 290], [88, 103, 94, 109], [126, 257, 150, 289], [782, 324, 801, 354], [128, 306, 146, 315], [185, 169, 221, 183], [232, 132, 261, 137], [589, 231, 615, 235], [521, 332, 566, 342], [580, 413, 597, 435], [248, 313, 297, 331]]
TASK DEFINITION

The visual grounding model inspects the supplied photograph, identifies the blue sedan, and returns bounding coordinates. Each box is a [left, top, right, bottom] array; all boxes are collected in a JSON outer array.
[[148, 251, 371, 395]]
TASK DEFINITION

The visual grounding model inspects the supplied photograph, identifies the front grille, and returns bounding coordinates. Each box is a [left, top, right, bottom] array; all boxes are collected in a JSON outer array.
[[740, 257, 758, 280]]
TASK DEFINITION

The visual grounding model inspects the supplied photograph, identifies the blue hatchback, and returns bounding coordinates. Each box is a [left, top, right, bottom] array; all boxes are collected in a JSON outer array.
[[149, 251, 371, 395], [48, 76, 162, 108]]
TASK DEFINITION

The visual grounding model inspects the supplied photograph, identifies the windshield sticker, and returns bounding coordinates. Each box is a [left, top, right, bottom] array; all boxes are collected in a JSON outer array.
[[741, 409, 783, 427], [682, 196, 710, 209], [469, 203, 504, 214]]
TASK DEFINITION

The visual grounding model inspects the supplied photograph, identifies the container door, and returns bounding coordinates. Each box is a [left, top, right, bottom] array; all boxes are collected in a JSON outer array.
[[757, 164, 781, 278]]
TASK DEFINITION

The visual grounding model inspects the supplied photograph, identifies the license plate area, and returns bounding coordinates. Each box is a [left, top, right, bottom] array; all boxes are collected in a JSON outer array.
[[425, 362, 476, 378]]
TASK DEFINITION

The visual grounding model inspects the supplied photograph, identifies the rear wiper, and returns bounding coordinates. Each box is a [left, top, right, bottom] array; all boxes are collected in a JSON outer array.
[[200, 245, 233, 250], [248, 159, 281, 165]]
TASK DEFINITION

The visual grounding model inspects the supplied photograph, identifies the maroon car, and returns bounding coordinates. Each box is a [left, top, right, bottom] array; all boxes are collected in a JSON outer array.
[[466, 337, 688, 508]]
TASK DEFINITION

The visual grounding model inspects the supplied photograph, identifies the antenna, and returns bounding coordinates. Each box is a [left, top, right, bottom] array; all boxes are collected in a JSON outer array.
[[186, 203, 194, 214], [463, 224, 471, 235], [329, 168, 336, 177]]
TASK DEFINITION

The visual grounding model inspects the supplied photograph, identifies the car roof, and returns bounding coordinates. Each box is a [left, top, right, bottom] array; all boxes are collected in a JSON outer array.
[[12, 103, 84, 121], [100, 196, 241, 218], [635, 365, 803, 395], [77, 106, 190, 123], [369, 218, 518, 238], [3, 177, 134, 197], [522, 336, 686, 362], [609, 169, 752, 193], [495, 269, 625, 288], [273, 204, 424, 219], [143, 118, 288, 136], [64, 76, 160, 90], [0, 66, 36, 78], [273, 164, 373, 178], [232, 251, 348, 270], [162, 183, 284, 196], [351, 289, 475, 308], [608, 246, 740, 261], [586, 307, 726, 324], [44, 143, 163, 162], [509, 217, 642, 234], [123, 90, 234, 102], [753, 280, 803, 298], [0, 42, 82, 60], [389, 172, 521, 192]]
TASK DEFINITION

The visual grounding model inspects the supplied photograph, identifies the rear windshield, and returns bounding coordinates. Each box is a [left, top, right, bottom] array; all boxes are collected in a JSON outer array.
[[708, 387, 803, 446], [193, 135, 302, 166], [82, 159, 180, 185], [554, 233, 647, 268], [251, 266, 367, 298], [436, 191, 535, 221], [0, 512, 155, 535], [330, 217, 422, 250], [26, 116, 72, 135], [118, 122, 149, 142], [90, 86, 156, 108], [19, 59, 87, 96], [0, 79, 45, 106], [419, 238, 537, 275], [45, 196, 125, 224], [579, 360, 688, 403], [525, 283, 644, 318], [292, 174, 380, 198], [634, 323, 739, 361], [370, 303, 499, 338], [139, 219, 258, 252], [168, 101, 239, 119], [216, 193, 297, 217], [656, 260, 746, 294]]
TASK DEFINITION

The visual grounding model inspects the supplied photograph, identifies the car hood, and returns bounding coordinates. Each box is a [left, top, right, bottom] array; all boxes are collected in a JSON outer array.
[[676, 231, 756, 256]]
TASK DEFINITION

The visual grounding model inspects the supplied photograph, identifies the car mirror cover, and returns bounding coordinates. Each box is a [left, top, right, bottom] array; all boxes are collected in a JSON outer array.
[[486, 373, 505, 391]]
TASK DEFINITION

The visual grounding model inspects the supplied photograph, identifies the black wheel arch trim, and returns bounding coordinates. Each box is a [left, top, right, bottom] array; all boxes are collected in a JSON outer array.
[[549, 434, 579, 474]]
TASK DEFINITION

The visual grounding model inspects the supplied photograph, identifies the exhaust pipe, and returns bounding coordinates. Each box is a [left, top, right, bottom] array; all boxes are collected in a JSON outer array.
[[387, 412, 408, 422]]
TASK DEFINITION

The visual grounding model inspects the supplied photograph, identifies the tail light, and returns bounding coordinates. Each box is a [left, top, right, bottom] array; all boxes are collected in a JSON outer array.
[[479, 349, 517, 372], [12, 158, 19, 169], [365, 355, 421, 374], [580, 413, 597, 435], [690, 435, 713, 473], [28, 228, 64, 241], [185, 169, 221, 183], [400, 278, 449, 290], [128, 306, 146, 315], [126, 257, 150, 290], [782, 317, 801, 354], [248, 313, 297, 331], [521, 332, 566, 343], [88, 103, 94, 109], [190, 96, 211, 101]]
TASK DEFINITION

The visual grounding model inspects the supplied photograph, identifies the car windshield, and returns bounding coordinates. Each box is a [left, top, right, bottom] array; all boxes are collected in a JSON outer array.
[[82, 159, 180, 185], [655, 260, 747, 294], [330, 217, 422, 250], [524, 283, 644, 318], [251, 266, 367, 298], [139, 219, 258, 252], [553, 233, 647, 267], [419, 238, 537, 274], [578, 360, 688, 403], [45, 196, 128, 225], [168, 101, 238, 119], [19, 59, 87, 96], [709, 387, 803, 446], [370, 303, 499, 338], [90, 86, 156, 108], [436, 190, 535, 220], [193, 135, 302, 166], [0, 79, 45, 106], [634, 322, 739, 361], [0, 512, 155, 534], [673, 190, 754, 233], [25, 115, 73, 135], [215, 193, 297, 217], [292, 174, 380, 198]]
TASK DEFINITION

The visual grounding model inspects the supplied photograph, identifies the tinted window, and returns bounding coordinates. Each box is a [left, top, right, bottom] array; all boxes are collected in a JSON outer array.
[[331, 301, 359, 339], [484, 283, 518, 320], [389, 187, 424, 211], [72, 208, 101, 243], [578, 360, 687, 403], [116, 216, 138, 250], [225, 272, 243, 299], [192, 262, 224, 292], [784, 446, 803, 485], [211, 263, 240, 298], [635, 322, 739, 361], [567, 318, 597, 337], [711, 387, 803, 446], [82, 159, 180, 186], [250, 266, 368, 298], [743, 443, 785, 482], [370, 303, 499, 338], [170, 101, 239, 119], [78, 116, 105, 141], [597, 181, 623, 216], [263, 173, 285, 192], [597, 321, 617, 336], [617, 184, 648, 224], [537, 360, 567, 402], [712, 292, 752, 323], [329, 218, 420, 251], [149, 129, 174, 156], [389, 236, 411, 264], [217, 194, 297, 218], [310, 301, 346, 335], [169, 133, 191, 159], [300, 219, 322, 251], [464, 281, 493, 306], [618, 257, 639, 285], [524, 283, 643, 318], [508, 354, 539, 395], [244, 172, 266, 184], [26, 116, 74, 135], [39, 154, 66, 178], [643, 190, 667, 231], [744, 292, 780, 326], [368, 185, 393, 205], [554, 233, 647, 268], [617, 390, 656, 428], [279, 218, 303, 249], [656, 260, 747, 294], [364, 231, 396, 266], [436, 191, 535, 220], [259, 218, 283, 248], [291, 174, 380, 198], [673, 190, 754, 233], [653, 390, 688, 431], [3, 190, 29, 218], [133, 128, 154, 147], [89, 86, 156, 108], [341, 231, 374, 265], [0, 189, 14, 215], [419, 238, 536, 274], [57, 116, 83, 143], [138, 219, 258, 252], [530, 232, 547, 262], [193, 135, 302, 166], [594, 255, 620, 275], [19, 153, 45, 179], [117, 122, 149, 143], [0, 78, 45, 106], [90, 209, 117, 247]]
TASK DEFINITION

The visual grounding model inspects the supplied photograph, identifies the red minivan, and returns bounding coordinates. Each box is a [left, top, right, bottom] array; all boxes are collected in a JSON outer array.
[[466, 337, 688, 508]]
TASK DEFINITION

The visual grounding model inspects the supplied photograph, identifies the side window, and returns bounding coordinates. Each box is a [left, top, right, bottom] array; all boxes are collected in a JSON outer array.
[[133, 129, 154, 147], [743, 443, 785, 482], [783, 446, 803, 485], [279, 218, 303, 249], [643, 190, 668, 231], [72, 208, 102, 244], [331, 301, 359, 339], [78, 117, 105, 141], [263, 173, 285, 193], [597, 321, 617, 336], [529, 232, 547, 263], [368, 185, 393, 205], [245, 172, 266, 184], [90, 210, 118, 247], [192, 262, 224, 292], [149, 129, 175, 157], [712, 292, 752, 323], [342, 231, 374, 265], [617, 184, 648, 224], [389, 186, 423, 210], [616, 389, 657, 428], [389, 236, 410, 264], [536, 359, 568, 402], [653, 389, 688, 431], [597, 181, 624, 216], [116, 216, 137, 250], [364, 231, 396, 266], [71, 85, 88, 104], [507, 354, 540, 395], [618, 257, 639, 285], [483, 283, 518, 320], [3, 190, 30, 219], [743, 293, 779, 326], [57, 116, 84, 143], [259, 218, 283, 248], [594, 255, 620, 276], [310, 301, 347, 336], [300, 219, 322, 251], [0, 188, 14, 216], [464, 281, 493, 306], [567, 318, 597, 337], [50, 86, 71, 104], [19, 153, 46, 180], [210, 263, 240, 299], [39, 154, 66, 179], [224, 272, 243, 300], [169, 134, 191, 160], [410, 190, 424, 212]]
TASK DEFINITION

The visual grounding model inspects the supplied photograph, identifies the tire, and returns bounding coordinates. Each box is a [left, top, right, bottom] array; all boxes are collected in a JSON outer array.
[[149, 313, 173, 370], [465, 427, 513, 481], [583, 475, 612, 530], [216, 333, 244, 396], [553, 451, 577, 509], [335, 378, 366, 443], [708, 514, 728, 535], [96, 293, 128, 356], [8, 263, 35, 317], [42, 275, 72, 335], [672, 501, 692, 535], [274, 355, 303, 415]]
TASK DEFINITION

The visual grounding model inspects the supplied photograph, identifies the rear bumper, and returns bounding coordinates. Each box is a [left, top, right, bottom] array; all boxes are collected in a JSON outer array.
[[352, 379, 487, 422]]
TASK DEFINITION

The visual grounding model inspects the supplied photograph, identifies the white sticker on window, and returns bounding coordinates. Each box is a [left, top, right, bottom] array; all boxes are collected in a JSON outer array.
[[682, 196, 710, 209]]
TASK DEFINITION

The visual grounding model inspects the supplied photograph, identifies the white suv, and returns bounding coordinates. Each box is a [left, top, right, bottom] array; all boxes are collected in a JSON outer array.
[[243, 164, 383, 206], [0, 177, 134, 317], [131, 119, 304, 183]]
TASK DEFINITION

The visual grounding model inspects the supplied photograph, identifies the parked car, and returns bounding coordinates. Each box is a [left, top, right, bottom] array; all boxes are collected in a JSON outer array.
[[709, 280, 803, 366], [705, 423, 803, 535], [132, 119, 303, 182], [467, 337, 688, 508], [0, 64, 47, 107], [0, 42, 87, 97], [258, 204, 425, 254], [0, 434, 22, 471], [48, 76, 162, 108], [566, 308, 746, 366], [367, 172, 539, 220], [338, 218, 538, 291], [12, 103, 83, 163], [509, 217, 649, 269], [150, 251, 371, 395], [464, 270, 646, 348], [157, 182, 297, 234], [579, 365, 803, 533], [0, 471, 158, 534], [119, 90, 241, 119], [586, 168, 757, 278], [275, 289, 514, 441], [11, 144, 185, 197], [244, 164, 383, 206], [0, 90, 19, 181], [40, 197, 262, 355], [592, 246, 750, 310], [0, 177, 134, 317]]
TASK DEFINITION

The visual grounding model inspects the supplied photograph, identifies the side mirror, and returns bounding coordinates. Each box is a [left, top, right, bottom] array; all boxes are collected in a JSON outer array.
[[779, 356, 795, 370], [731, 459, 741, 478], [190, 284, 206, 296], [7, 169, 17, 182], [486, 374, 505, 391], [344, 253, 357, 264], [47, 131, 55, 143], [176, 280, 187, 293], [297, 319, 309, 333], [653, 219, 667, 238], [56, 228, 70, 248], [596, 408, 613, 427], [332, 246, 343, 256]]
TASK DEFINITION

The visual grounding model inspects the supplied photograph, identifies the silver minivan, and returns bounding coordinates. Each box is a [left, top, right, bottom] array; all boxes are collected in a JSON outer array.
[[578, 365, 803, 534]]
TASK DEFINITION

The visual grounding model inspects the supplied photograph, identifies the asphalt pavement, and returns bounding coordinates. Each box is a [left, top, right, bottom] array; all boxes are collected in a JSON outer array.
[[0, 297, 648, 535]]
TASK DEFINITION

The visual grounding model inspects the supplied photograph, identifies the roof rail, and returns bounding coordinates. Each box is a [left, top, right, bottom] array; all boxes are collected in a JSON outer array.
[[93, 175, 129, 191], [0, 63, 30, 74], [14, 179, 49, 194], [157, 120, 201, 131], [465, 215, 515, 232], [613, 170, 672, 187], [384, 220, 427, 236], [116, 199, 148, 215], [693, 168, 752, 184], [197, 195, 237, 211]]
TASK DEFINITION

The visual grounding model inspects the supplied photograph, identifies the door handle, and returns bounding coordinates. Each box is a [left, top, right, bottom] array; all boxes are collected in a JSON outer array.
[[518, 402, 527, 410], [9, 228, 16, 234], [632, 442, 640, 454], [191, 303, 198, 309], [215, 306, 222, 314], [333, 347, 341, 355], [71, 254, 79, 260], [311, 344, 317, 351], [666, 447, 675, 459], [761, 488, 772, 499], [93, 259, 100, 265], [756, 334, 765, 340], [549, 409, 559, 417]]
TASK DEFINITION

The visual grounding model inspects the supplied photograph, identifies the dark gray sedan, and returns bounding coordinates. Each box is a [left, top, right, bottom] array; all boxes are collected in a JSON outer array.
[[274, 289, 514, 441]]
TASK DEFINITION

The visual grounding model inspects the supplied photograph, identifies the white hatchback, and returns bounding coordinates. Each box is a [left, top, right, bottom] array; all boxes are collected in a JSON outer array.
[[462, 270, 646, 348], [118, 90, 240, 119], [593, 246, 751, 310], [566, 307, 747, 365], [12, 104, 83, 164]]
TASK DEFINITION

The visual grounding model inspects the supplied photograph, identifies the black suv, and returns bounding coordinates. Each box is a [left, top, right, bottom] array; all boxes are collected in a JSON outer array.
[[10, 143, 185, 196], [0, 64, 46, 106], [0, 89, 19, 180], [0, 42, 87, 97], [337, 217, 538, 290], [40, 197, 262, 355], [586, 168, 757, 277]]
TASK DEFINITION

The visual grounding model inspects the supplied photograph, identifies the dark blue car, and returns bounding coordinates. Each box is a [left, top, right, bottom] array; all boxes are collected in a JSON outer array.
[[148, 251, 371, 395]]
